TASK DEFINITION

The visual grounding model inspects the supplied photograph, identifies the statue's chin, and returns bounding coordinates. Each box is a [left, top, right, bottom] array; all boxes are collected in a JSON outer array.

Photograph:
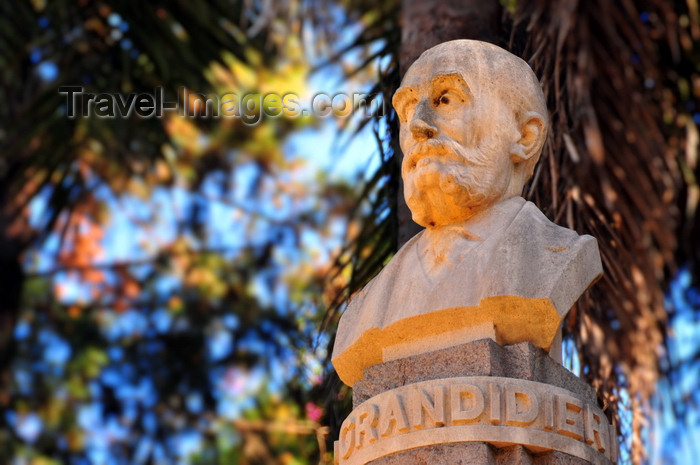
[[405, 164, 508, 227], [406, 182, 486, 227]]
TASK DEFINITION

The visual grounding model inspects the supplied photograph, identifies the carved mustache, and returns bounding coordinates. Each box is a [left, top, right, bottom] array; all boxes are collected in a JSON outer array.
[[403, 138, 488, 173]]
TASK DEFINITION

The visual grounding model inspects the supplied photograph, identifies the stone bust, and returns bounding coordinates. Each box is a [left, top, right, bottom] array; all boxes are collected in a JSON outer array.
[[332, 40, 603, 386]]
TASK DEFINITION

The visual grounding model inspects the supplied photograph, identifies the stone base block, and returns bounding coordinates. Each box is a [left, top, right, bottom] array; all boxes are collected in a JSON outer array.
[[368, 444, 589, 465], [369, 443, 494, 465], [334, 340, 616, 465], [353, 339, 595, 407]]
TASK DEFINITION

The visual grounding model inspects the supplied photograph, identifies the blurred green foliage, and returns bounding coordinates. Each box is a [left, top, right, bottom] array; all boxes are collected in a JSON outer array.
[[0, 0, 395, 463]]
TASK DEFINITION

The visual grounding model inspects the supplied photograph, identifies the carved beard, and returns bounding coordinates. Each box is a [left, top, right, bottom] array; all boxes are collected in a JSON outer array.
[[404, 140, 510, 227]]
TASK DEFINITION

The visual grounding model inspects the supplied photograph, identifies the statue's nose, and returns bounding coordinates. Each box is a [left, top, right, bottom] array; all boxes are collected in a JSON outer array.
[[409, 100, 438, 141]]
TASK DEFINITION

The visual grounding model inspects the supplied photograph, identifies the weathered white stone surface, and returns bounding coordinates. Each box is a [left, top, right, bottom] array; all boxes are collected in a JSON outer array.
[[332, 40, 603, 386], [334, 377, 616, 465]]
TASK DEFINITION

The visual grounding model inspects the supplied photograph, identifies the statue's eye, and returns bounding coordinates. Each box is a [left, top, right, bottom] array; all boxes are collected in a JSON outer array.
[[433, 90, 465, 108], [434, 92, 454, 107]]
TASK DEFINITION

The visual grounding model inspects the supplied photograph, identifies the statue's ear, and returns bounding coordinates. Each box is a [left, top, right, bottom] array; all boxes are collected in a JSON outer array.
[[510, 112, 546, 163]]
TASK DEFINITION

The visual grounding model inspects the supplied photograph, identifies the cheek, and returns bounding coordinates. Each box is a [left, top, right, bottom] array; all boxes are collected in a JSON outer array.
[[444, 114, 481, 147]]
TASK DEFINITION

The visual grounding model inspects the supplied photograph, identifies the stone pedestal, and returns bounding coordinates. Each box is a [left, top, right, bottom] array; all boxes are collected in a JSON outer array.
[[334, 340, 617, 465]]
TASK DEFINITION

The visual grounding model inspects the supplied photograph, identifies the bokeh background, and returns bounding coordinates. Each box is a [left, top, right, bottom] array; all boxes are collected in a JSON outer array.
[[1, 1, 699, 464]]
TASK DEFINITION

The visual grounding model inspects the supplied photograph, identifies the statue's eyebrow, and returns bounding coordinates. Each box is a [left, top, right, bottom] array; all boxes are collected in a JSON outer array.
[[430, 72, 471, 98], [392, 86, 415, 103], [392, 72, 471, 120], [392, 87, 417, 121]]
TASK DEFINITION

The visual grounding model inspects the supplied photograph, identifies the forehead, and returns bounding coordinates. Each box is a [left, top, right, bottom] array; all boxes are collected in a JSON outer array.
[[399, 50, 482, 90]]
